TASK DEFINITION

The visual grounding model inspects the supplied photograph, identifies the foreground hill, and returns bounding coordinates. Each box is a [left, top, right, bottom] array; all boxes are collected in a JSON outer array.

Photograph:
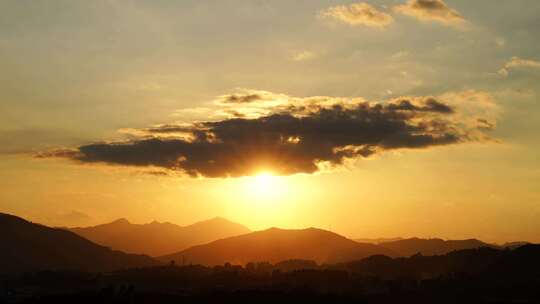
[[0, 213, 158, 273], [377, 237, 496, 256], [338, 244, 540, 280], [69, 217, 251, 256], [5, 245, 540, 303], [159, 227, 397, 266], [501, 241, 530, 250]]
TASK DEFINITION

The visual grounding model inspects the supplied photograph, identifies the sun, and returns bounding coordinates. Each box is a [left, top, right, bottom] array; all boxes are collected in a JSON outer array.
[[237, 170, 290, 205], [240, 170, 286, 200], [252, 171, 276, 195]]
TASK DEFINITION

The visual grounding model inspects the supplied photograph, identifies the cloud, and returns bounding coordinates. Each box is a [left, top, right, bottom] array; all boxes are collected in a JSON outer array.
[[221, 94, 263, 104], [293, 51, 316, 62], [394, 0, 464, 25], [320, 2, 394, 28], [476, 118, 495, 130], [390, 51, 409, 60], [215, 89, 283, 105], [386, 97, 454, 113], [498, 56, 540, 77], [38, 90, 497, 178], [437, 90, 500, 141]]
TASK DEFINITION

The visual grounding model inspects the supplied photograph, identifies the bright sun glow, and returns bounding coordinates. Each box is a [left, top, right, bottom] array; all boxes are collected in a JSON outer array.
[[217, 170, 306, 227], [252, 171, 277, 195], [240, 170, 288, 203]]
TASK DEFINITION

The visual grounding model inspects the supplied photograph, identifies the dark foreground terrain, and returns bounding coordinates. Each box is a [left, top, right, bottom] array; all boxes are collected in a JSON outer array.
[[2, 244, 539, 304]]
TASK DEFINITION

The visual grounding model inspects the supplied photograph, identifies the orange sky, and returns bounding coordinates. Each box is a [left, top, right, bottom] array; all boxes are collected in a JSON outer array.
[[1, 0, 540, 243]]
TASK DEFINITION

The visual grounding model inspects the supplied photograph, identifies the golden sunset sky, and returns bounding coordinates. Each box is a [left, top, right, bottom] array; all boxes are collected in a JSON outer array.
[[1, 0, 539, 243]]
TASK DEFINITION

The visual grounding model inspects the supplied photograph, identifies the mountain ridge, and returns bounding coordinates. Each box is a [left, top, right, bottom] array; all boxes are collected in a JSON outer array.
[[159, 226, 398, 266], [69, 216, 251, 257], [376, 237, 497, 256], [0, 213, 158, 273]]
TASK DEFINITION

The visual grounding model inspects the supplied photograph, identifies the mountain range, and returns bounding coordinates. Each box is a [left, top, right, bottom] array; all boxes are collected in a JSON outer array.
[[68, 217, 250, 256], [354, 237, 404, 244], [375, 237, 495, 256], [0, 213, 157, 273], [159, 227, 398, 266], [1, 212, 534, 274], [337, 244, 540, 280]]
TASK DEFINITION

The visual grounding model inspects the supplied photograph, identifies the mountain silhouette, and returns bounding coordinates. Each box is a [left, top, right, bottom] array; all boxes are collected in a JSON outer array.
[[377, 237, 496, 256], [69, 217, 250, 256], [501, 241, 530, 250], [339, 245, 539, 279], [354, 237, 403, 244], [4, 244, 539, 303], [487, 244, 540, 278], [159, 227, 398, 266], [0, 213, 158, 273]]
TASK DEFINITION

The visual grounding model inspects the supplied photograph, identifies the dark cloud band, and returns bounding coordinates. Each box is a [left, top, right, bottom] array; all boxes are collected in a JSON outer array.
[[38, 97, 485, 178]]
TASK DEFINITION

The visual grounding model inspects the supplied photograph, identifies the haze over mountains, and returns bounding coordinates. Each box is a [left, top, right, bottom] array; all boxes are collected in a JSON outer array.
[[0, 213, 157, 273], [375, 237, 496, 257], [1, 212, 534, 275], [354, 237, 403, 244], [69, 217, 251, 256], [160, 227, 398, 266], [66, 215, 523, 261]]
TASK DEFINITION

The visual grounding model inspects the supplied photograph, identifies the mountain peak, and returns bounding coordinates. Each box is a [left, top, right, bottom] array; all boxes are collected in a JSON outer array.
[[198, 216, 233, 225], [378, 237, 494, 257], [111, 218, 130, 225], [69, 216, 251, 257], [160, 226, 397, 266], [262, 227, 327, 233], [265, 227, 283, 231]]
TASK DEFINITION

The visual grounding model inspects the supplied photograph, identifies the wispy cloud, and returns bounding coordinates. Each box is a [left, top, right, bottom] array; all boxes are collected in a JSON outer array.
[[320, 2, 394, 28], [498, 56, 540, 77], [292, 51, 316, 62]]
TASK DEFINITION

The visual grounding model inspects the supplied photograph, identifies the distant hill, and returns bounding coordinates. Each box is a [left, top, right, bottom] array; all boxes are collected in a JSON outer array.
[[354, 237, 403, 244], [378, 237, 496, 256], [337, 244, 540, 280], [501, 241, 530, 250], [69, 217, 251, 257], [0, 213, 158, 273], [159, 227, 398, 266]]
